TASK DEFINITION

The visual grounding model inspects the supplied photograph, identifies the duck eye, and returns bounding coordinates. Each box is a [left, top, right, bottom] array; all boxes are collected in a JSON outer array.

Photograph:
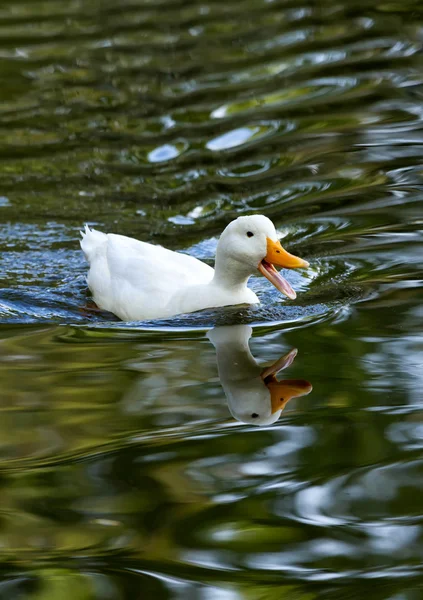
[[251, 413, 259, 418], [246, 231, 254, 237]]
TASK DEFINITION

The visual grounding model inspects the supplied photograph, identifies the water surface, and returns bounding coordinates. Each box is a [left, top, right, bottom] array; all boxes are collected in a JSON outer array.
[[0, 0, 423, 598]]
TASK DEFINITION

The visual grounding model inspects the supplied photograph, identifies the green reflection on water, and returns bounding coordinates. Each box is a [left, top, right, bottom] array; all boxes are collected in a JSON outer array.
[[0, 0, 423, 597]]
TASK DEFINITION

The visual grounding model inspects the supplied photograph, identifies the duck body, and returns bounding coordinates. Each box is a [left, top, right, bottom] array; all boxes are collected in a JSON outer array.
[[80, 228, 258, 321], [80, 215, 308, 322]]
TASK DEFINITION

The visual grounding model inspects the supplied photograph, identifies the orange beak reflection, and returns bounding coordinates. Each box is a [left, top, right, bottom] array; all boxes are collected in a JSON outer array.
[[260, 348, 312, 414], [257, 237, 309, 300], [265, 377, 313, 414]]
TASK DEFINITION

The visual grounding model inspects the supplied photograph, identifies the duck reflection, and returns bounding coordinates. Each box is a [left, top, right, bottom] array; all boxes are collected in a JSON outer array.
[[208, 325, 312, 426]]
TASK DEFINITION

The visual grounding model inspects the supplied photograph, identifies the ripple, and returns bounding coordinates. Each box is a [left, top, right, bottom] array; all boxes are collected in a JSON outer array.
[[288, 459, 423, 529], [148, 141, 188, 163], [0, 0, 423, 597], [206, 124, 275, 151]]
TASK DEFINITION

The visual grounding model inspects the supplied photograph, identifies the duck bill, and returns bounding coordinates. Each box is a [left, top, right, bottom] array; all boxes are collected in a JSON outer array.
[[265, 377, 313, 414], [261, 348, 298, 380], [258, 260, 297, 299], [257, 238, 309, 300]]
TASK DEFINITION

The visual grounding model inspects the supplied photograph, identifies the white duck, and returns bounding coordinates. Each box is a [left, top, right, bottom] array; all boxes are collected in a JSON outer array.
[[80, 214, 309, 321], [208, 325, 312, 426]]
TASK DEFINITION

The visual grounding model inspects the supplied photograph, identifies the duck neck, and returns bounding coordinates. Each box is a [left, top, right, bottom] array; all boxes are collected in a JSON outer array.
[[212, 249, 252, 292], [209, 326, 261, 381]]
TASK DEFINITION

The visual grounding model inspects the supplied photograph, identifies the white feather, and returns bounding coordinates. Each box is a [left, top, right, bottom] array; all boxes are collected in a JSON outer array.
[[80, 216, 282, 321]]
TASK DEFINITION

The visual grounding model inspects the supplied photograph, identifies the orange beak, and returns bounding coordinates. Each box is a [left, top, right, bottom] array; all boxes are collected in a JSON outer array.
[[266, 377, 313, 414], [257, 238, 309, 300], [261, 348, 298, 380], [260, 348, 312, 414]]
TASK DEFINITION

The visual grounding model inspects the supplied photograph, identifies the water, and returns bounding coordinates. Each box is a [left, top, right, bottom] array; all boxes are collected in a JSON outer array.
[[0, 0, 423, 597]]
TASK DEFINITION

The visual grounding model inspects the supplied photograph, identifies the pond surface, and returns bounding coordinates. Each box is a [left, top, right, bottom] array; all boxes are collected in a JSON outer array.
[[1, 0, 423, 598]]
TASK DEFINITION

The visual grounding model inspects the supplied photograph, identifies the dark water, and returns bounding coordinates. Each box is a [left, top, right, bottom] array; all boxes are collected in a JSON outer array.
[[1, 0, 423, 598]]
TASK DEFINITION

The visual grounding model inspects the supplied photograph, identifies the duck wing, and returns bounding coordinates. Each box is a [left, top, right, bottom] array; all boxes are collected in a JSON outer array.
[[106, 233, 214, 286], [82, 228, 214, 320], [104, 234, 214, 319]]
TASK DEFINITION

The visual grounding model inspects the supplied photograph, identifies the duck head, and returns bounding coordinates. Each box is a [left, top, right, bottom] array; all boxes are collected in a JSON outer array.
[[214, 215, 309, 299], [208, 326, 312, 427], [228, 348, 312, 426], [223, 372, 312, 426]]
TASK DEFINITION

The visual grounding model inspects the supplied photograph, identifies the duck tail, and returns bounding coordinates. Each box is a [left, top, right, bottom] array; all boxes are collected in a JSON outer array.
[[80, 224, 107, 262]]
